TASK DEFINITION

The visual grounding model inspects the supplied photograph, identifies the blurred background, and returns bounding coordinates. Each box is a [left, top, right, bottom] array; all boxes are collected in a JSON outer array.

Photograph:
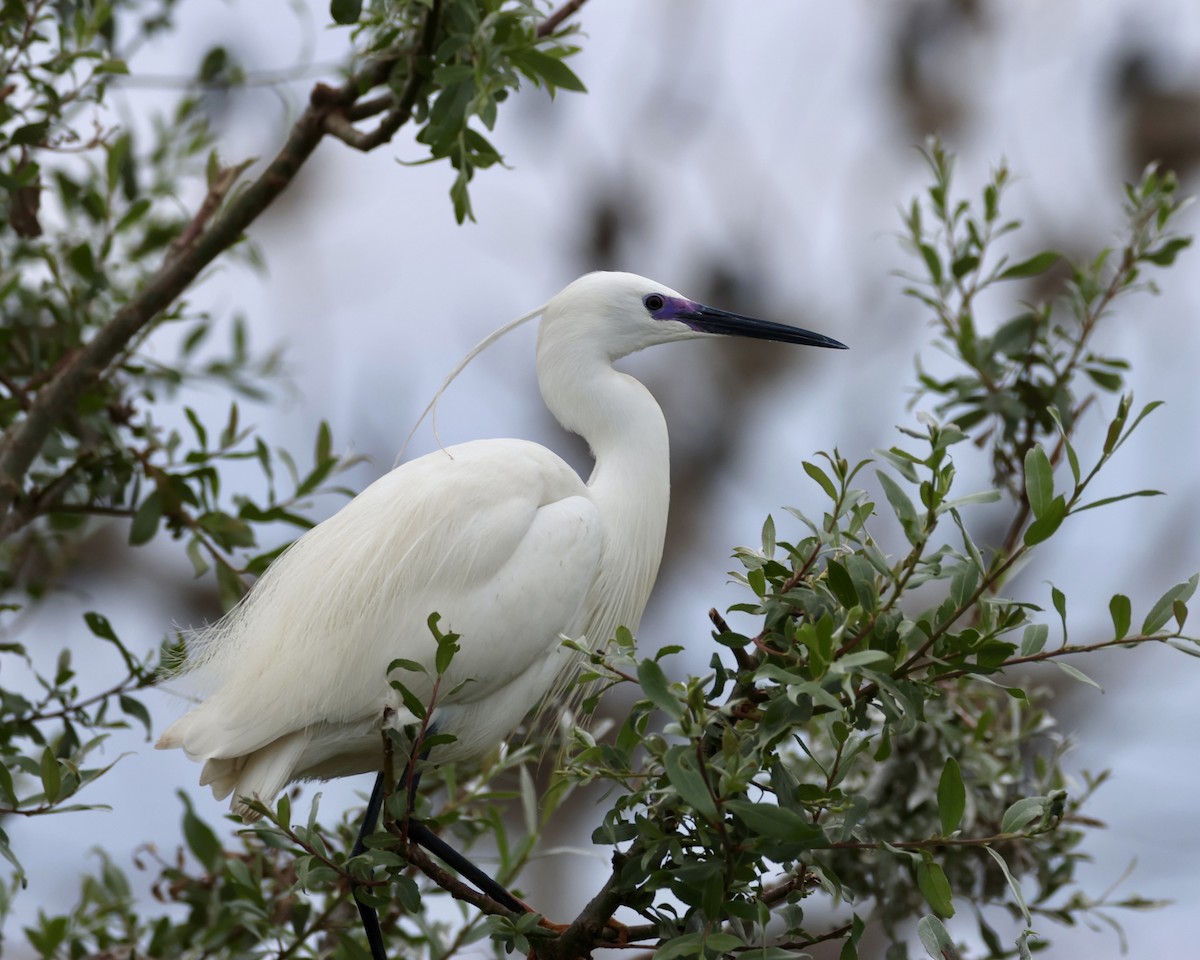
[[7, 0, 1200, 956]]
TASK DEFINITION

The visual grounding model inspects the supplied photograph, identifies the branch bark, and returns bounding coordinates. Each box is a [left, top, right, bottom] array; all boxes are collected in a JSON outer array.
[[0, 0, 591, 538]]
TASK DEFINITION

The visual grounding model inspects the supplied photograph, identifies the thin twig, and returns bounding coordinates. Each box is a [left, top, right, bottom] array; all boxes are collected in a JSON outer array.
[[537, 0, 590, 38]]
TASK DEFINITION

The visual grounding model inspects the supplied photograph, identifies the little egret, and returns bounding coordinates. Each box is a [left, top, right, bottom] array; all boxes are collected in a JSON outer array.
[[157, 271, 845, 955]]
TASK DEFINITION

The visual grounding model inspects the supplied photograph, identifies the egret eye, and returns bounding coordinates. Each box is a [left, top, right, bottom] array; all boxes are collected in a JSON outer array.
[[643, 294, 666, 313]]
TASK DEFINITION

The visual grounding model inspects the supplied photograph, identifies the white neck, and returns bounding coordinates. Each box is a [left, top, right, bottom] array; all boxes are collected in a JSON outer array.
[[537, 343, 670, 644]]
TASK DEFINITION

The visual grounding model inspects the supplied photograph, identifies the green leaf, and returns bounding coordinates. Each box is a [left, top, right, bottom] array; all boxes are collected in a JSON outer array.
[[1019, 622, 1047, 656], [951, 253, 979, 279], [917, 915, 962, 960], [40, 747, 62, 804], [998, 251, 1058, 280], [1055, 660, 1103, 692], [68, 242, 96, 280], [390, 678, 427, 721], [663, 745, 717, 820], [825, 560, 859, 609], [654, 933, 707, 960], [919, 243, 943, 285], [0, 826, 26, 885], [120, 695, 153, 738], [514, 48, 587, 93], [0, 762, 15, 806], [1001, 796, 1046, 834], [1022, 495, 1065, 546], [725, 799, 824, 845], [1110, 594, 1131, 641], [937, 757, 965, 836], [181, 793, 222, 869], [1051, 586, 1067, 643], [803, 460, 838, 499], [1023, 445, 1053, 519], [985, 846, 1031, 926], [637, 658, 682, 719], [761, 514, 776, 556], [129, 491, 163, 545], [1143, 236, 1192, 266], [12, 121, 50, 146], [1085, 367, 1124, 391], [1141, 574, 1198, 635], [877, 470, 921, 544], [990, 313, 1036, 358], [434, 631, 459, 675], [315, 420, 332, 465], [1073, 489, 1163, 513], [917, 859, 954, 917], [215, 562, 247, 611], [329, 0, 362, 24], [83, 611, 119, 643]]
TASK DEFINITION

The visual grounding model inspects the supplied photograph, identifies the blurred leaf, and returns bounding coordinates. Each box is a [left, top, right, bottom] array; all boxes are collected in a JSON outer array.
[[998, 251, 1058, 280], [937, 757, 965, 836], [330, 0, 362, 24], [129, 491, 163, 545], [40, 748, 62, 804], [513, 48, 587, 93], [180, 793, 222, 870]]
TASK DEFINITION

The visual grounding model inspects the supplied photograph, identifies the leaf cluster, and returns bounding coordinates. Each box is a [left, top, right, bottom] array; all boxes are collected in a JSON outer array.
[[543, 153, 1196, 960], [337, 0, 586, 221]]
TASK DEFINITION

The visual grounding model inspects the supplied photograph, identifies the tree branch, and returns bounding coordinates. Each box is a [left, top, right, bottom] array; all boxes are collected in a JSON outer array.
[[0, 0, 596, 537], [537, 0, 590, 38], [0, 61, 407, 535]]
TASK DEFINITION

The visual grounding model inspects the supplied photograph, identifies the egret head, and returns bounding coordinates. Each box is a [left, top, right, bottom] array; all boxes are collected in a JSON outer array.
[[539, 271, 847, 362]]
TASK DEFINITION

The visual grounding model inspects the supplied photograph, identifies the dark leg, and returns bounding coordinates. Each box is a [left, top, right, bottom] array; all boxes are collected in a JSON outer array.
[[405, 820, 528, 913], [351, 771, 389, 960], [350, 746, 534, 960], [398, 753, 530, 914]]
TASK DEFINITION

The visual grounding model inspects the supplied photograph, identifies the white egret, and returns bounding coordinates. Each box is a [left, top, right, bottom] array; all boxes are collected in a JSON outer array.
[[157, 270, 845, 955]]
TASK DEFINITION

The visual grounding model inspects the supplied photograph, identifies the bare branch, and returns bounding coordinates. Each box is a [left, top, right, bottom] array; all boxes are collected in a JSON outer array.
[[537, 0, 590, 38]]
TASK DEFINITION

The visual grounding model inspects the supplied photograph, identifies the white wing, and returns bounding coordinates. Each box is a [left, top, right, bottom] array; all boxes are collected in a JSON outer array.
[[157, 438, 601, 809]]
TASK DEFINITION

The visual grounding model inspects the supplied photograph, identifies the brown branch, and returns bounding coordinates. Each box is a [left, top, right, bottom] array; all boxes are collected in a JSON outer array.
[[165, 159, 254, 263], [936, 632, 1184, 682], [24, 674, 151, 724], [537, 0, 590, 38], [537, 848, 633, 960], [347, 92, 395, 122], [325, 5, 440, 153], [0, 0, 599, 539], [0, 31, 420, 538]]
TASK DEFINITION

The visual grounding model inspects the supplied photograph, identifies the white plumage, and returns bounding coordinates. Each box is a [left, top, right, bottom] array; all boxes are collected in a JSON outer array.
[[157, 271, 844, 817]]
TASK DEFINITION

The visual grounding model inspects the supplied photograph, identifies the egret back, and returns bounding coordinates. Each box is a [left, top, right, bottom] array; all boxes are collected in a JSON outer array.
[[157, 438, 604, 812]]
